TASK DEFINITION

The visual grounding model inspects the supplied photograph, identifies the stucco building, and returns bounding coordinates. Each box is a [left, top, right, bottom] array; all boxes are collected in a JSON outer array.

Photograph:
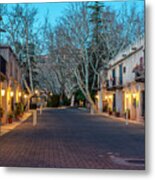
[[0, 46, 23, 124], [98, 38, 145, 122]]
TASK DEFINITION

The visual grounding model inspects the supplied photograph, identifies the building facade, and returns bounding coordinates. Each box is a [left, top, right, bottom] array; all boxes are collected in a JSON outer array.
[[98, 39, 145, 122], [0, 46, 23, 124]]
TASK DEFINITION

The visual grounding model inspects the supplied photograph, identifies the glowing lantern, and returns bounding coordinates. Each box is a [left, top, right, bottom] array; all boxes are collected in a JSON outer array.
[[24, 94, 27, 99], [133, 93, 136, 98], [10, 91, 14, 97], [1, 89, 5, 96]]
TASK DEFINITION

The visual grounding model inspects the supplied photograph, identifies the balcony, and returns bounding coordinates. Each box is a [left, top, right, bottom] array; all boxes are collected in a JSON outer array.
[[106, 78, 123, 91], [133, 64, 145, 82], [106, 79, 116, 91]]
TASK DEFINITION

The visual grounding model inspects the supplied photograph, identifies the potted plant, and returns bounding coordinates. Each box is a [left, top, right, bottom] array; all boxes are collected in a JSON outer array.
[[115, 111, 120, 117], [0, 107, 4, 118], [113, 107, 116, 115], [14, 102, 24, 120], [8, 112, 14, 124]]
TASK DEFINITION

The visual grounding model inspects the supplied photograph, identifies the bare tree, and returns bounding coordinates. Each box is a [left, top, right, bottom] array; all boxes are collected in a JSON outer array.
[[50, 2, 144, 113], [1, 2, 144, 112], [1, 4, 38, 94]]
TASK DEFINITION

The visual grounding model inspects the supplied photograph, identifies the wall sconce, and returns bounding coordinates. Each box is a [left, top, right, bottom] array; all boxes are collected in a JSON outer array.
[[105, 96, 108, 100], [133, 93, 136, 98], [10, 91, 14, 97], [1, 89, 5, 96], [24, 94, 27, 99], [126, 94, 129, 98], [35, 90, 38, 94], [109, 95, 112, 99], [18, 92, 22, 97], [95, 94, 99, 99]]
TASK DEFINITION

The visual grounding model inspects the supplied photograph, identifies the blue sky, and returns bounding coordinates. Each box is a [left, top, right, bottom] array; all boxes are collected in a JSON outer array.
[[6, 0, 144, 27]]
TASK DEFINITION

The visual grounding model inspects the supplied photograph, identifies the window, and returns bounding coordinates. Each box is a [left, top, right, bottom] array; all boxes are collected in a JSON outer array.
[[119, 64, 123, 85], [112, 69, 116, 86], [123, 66, 126, 73]]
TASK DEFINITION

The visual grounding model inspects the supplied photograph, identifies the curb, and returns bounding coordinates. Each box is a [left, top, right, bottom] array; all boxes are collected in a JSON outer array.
[[0, 112, 32, 136], [78, 107, 144, 126], [97, 112, 145, 126]]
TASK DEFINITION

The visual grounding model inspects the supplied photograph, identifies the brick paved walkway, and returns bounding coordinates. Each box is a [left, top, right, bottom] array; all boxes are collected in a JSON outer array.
[[0, 108, 145, 169]]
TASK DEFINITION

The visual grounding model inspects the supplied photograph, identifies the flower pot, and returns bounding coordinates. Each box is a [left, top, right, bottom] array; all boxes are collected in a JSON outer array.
[[109, 111, 112, 115], [115, 112, 120, 117], [8, 118, 13, 124]]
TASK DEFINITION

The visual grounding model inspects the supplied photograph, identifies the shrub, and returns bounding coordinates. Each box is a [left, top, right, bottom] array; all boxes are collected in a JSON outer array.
[[8, 112, 14, 119], [47, 95, 60, 107], [63, 96, 70, 106], [14, 102, 24, 117]]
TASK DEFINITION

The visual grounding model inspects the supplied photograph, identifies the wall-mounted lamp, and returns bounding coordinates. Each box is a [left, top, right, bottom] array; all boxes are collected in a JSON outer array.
[[10, 91, 14, 97], [24, 94, 27, 99], [109, 95, 112, 99], [95, 94, 99, 99], [132, 93, 136, 98], [126, 94, 129, 98], [1, 89, 5, 96], [35, 90, 38, 94]]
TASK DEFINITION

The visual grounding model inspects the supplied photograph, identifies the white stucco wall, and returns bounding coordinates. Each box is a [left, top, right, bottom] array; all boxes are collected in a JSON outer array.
[[115, 90, 123, 113], [107, 39, 144, 87]]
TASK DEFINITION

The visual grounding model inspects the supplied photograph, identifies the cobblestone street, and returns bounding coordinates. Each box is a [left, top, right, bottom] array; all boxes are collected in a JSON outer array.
[[0, 108, 145, 169]]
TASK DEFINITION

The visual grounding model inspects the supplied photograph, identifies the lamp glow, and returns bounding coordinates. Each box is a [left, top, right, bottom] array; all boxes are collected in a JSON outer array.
[[109, 95, 112, 99], [1, 89, 5, 96], [95, 95, 99, 99], [18, 92, 22, 97], [133, 93, 136, 98], [10, 91, 14, 97], [35, 90, 38, 94], [24, 94, 27, 99]]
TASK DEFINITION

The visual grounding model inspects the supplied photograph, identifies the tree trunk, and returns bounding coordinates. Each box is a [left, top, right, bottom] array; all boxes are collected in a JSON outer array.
[[90, 102, 97, 115], [70, 94, 75, 107], [98, 90, 103, 113], [59, 93, 64, 106]]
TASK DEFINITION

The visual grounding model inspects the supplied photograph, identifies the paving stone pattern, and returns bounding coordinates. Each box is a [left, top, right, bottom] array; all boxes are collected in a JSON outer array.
[[0, 108, 145, 169]]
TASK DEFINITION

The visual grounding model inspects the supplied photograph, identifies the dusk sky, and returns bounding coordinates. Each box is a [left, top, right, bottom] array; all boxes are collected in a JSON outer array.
[[6, 0, 144, 27]]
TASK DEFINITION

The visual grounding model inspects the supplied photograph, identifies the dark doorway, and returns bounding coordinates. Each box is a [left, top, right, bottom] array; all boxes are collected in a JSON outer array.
[[141, 90, 145, 117]]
